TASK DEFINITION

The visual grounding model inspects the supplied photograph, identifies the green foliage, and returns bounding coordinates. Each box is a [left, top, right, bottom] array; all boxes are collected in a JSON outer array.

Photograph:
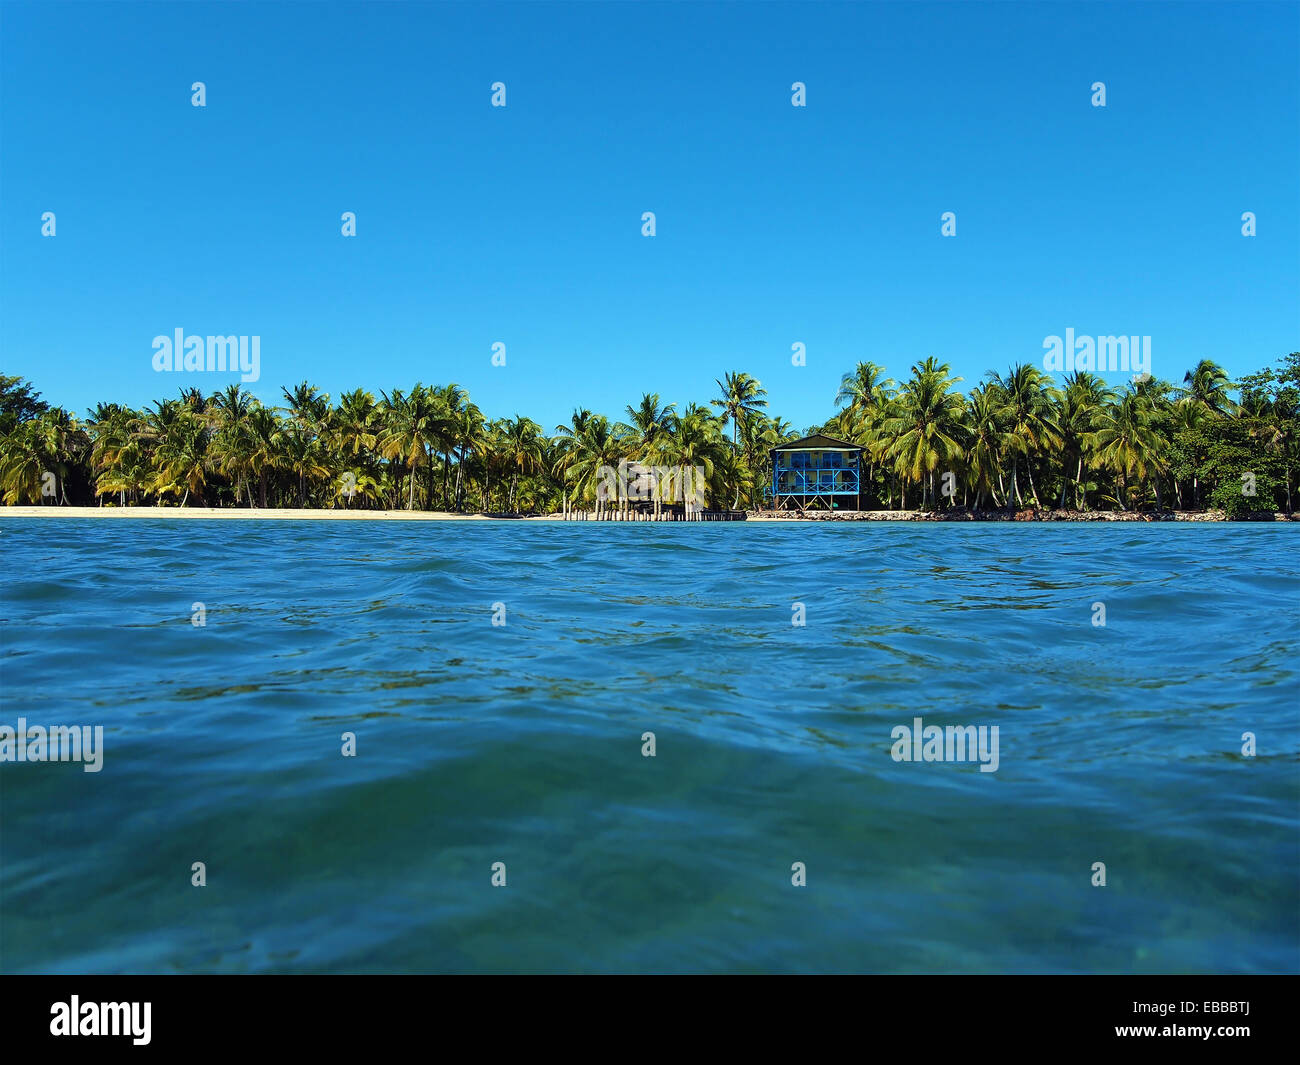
[[0, 375, 50, 434], [1, 353, 1296, 515], [1199, 418, 1290, 517]]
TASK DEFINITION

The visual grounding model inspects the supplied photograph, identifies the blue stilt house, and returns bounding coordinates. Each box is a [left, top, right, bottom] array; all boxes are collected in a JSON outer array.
[[770, 433, 864, 511]]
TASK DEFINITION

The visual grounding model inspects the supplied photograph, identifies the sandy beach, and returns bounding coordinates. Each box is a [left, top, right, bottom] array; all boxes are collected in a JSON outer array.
[[0, 506, 524, 521]]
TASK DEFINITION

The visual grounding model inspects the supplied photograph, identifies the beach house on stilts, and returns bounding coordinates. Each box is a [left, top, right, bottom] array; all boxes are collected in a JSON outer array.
[[769, 434, 865, 512]]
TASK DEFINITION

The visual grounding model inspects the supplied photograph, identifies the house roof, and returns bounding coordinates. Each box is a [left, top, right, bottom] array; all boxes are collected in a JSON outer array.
[[771, 433, 864, 452]]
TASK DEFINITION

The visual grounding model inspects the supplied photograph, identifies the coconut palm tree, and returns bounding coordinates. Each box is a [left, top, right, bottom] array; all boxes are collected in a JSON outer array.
[[151, 411, 211, 506], [738, 413, 795, 510], [615, 393, 678, 515], [333, 468, 382, 508], [500, 416, 545, 512], [711, 373, 767, 447], [209, 384, 257, 505], [86, 403, 144, 505], [880, 360, 965, 508], [450, 399, 487, 511], [830, 369, 898, 506], [0, 422, 48, 503], [663, 406, 725, 514], [282, 382, 330, 429], [243, 405, 283, 508], [277, 422, 330, 507], [1088, 390, 1165, 510], [712, 372, 767, 507], [1179, 359, 1237, 417], [835, 361, 894, 417], [618, 393, 676, 462], [427, 383, 468, 509], [963, 384, 1006, 508], [478, 419, 507, 512], [333, 389, 378, 461], [990, 363, 1062, 507], [552, 409, 597, 516], [560, 414, 624, 516], [1057, 372, 1115, 510], [178, 387, 206, 413], [29, 407, 88, 504], [377, 385, 441, 510]]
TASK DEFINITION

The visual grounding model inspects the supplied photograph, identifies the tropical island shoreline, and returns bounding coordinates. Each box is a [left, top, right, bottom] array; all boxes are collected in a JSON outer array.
[[1, 505, 1295, 522], [3, 353, 1296, 522]]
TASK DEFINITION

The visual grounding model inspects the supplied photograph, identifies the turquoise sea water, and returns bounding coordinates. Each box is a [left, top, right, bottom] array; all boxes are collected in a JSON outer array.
[[1, 519, 1297, 974]]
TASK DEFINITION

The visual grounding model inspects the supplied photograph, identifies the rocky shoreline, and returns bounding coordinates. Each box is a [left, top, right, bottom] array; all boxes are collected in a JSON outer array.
[[749, 508, 1298, 522]]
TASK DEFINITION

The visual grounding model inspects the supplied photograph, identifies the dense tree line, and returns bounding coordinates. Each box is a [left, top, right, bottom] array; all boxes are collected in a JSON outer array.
[[1, 355, 1295, 516], [816, 354, 1298, 518]]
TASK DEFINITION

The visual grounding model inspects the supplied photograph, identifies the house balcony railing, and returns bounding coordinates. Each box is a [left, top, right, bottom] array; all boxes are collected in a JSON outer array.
[[772, 469, 861, 495]]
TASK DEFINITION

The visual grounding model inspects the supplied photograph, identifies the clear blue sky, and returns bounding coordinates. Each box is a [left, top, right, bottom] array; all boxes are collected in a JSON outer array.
[[2, 1, 1297, 433]]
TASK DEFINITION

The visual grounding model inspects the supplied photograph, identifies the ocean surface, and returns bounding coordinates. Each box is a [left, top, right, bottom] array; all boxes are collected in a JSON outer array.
[[1, 518, 1297, 974]]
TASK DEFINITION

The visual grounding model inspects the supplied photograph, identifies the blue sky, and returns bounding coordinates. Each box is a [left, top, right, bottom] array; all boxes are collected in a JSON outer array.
[[2, 0, 1297, 433]]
